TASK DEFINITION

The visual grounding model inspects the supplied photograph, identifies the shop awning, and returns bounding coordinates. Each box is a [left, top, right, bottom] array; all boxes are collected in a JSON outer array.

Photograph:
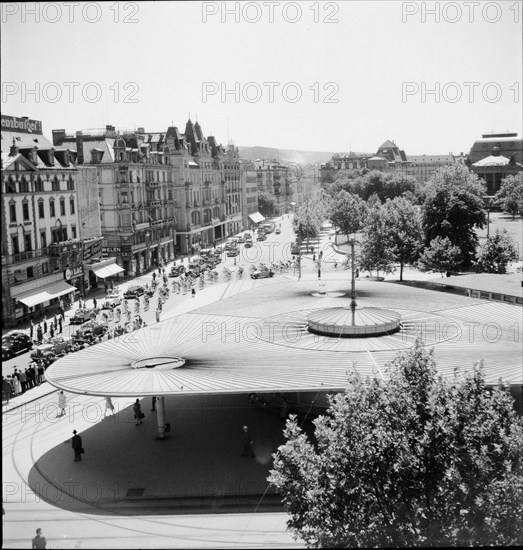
[[249, 212, 265, 224], [92, 261, 124, 278], [290, 201, 296, 205], [16, 281, 76, 308]]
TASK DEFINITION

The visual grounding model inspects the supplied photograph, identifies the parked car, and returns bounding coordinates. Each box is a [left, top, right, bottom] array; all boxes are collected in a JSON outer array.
[[237, 236, 245, 243], [257, 234, 267, 241], [244, 241, 254, 248], [275, 228, 281, 234], [123, 285, 145, 299], [1, 332, 33, 359], [169, 265, 185, 278], [251, 269, 275, 279], [69, 308, 96, 324], [31, 336, 73, 362], [227, 248, 240, 257], [102, 290, 122, 309], [290, 242, 300, 255]]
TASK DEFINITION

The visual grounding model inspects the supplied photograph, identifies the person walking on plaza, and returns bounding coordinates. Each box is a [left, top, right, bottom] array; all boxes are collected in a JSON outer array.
[[36, 325, 43, 344], [37, 364, 45, 385], [2, 376, 13, 404], [104, 396, 115, 417], [93, 297, 97, 309], [155, 308, 161, 323], [71, 430, 82, 461], [191, 287, 196, 298], [58, 316, 63, 333], [53, 315, 58, 331], [29, 320, 34, 341], [133, 399, 143, 425], [31, 527, 47, 549], [43, 316, 48, 335], [151, 396, 156, 411], [12, 369, 21, 395], [19, 369, 27, 393], [49, 323, 55, 339], [241, 425, 256, 458], [58, 391, 66, 417]]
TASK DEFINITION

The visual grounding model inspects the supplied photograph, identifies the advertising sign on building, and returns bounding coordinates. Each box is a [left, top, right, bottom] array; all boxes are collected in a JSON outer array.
[[83, 238, 103, 261], [1, 115, 42, 134]]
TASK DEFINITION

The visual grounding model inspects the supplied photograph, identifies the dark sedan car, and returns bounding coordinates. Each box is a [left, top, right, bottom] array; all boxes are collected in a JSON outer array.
[[251, 269, 275, 279], [123, 285, 145, 299], [1, 332, 33, 360]]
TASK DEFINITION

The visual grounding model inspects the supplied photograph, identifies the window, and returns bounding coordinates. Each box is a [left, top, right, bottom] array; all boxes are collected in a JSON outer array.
[[24, 233, 32, 251], [20, 177, 29, 193], [6, 177, 16, 193], [38, 200, 45, 218], [12, 236, 20, 255], [35, 177, 44, 192], [60, 198, 66, 216], [52, 176, 60, 191], [42, 262, 48, 274], [22, 202, 30, 221], [70, 198, 75, 214], [50, 199, 55, 217], [67, 176, 75, 190], [71, 225, 77, 239], [40, 231, 47, 248], [26, 266, 34, 279], [9, 203, 16, 223]]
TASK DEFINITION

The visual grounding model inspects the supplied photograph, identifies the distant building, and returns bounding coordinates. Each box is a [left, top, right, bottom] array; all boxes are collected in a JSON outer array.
[[468, 133, 523, 195], [1, 115, 103, 327]]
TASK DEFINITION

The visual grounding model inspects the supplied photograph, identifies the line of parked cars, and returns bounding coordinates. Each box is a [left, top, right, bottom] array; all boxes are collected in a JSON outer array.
[[1, 332, 33, 360]]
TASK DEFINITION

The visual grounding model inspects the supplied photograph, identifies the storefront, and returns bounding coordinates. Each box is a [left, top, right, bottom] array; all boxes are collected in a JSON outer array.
[[89, 258, 125, 289], [14, 279, 77, 318]]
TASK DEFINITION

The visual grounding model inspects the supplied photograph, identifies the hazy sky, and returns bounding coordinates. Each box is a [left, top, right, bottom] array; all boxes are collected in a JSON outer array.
[[1, 1, 521, 154]]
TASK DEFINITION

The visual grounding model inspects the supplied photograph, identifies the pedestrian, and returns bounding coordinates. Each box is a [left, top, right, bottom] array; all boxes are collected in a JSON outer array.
[[93, 297, 97, 309], [318, 268, 321, 279], [58, 317, 63, 333], [49, 324, 55, 338], [191, 288, 196, 298], [36, 325, 43, 344], [151, 396, 156, 411], [2, 376, 13, 404], [32, 528, 47, 549], [104, 396, 115, 417], [57, 391, 66, 417], [71, 430, 83, 461], [27, 365, 36, 387], [133, 399, 143, 425], [43, 316, 48, 335], [37, 364, 45, 385], [241, 425, 255, 458], [53, 315, 58, 330], [19, 369, 27, 393], [12, 369, 21, 395], [29, 320, 34, 341], [319, 250, 323, 260], [155, 308, 160, 323]]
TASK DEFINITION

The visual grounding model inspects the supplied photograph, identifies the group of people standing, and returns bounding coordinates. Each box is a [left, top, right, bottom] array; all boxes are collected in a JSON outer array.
[[29, 312, 64, 344], [2, 364, 46, 403]]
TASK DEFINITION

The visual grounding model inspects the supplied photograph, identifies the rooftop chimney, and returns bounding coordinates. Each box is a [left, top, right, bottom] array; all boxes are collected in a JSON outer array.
[[76, 131, 84, 165], [52, 129, 66, 146], [10, 137, 19, 157]]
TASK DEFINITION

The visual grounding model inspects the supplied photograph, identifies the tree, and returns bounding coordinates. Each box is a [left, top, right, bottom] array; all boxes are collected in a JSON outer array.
[[359, 202, 396, 278], [494, 175, 523, 219], [293, 191, 330, 249], [269, 341, 523, 548], [258, 191, 276, 217], [475, 229, 519, 273], [418, 236, 462, 277], [383, 197, 424, 281], [329, 191, 367, 245], [422, 165, 486, 267]]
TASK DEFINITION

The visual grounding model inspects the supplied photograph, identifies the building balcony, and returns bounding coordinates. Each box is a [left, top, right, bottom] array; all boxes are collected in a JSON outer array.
[[3, 248, 49, 266]]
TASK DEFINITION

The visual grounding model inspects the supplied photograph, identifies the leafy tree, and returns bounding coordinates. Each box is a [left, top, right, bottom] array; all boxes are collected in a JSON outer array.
[[475, 229, 519, 273], [293, 191, 330, 249], [421, 165, 486, 267], [269, 341, 523, 548], [329, 191, 367, 245], [383, 197, 424, 281], [258, 191, 276, 217], [494, 175, 523, 219], [418, 236, 462, 277], [359, 202, 396, 278]]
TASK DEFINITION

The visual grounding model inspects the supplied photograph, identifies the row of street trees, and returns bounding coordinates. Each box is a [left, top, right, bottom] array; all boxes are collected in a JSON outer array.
[[293, 165, 520, 277]]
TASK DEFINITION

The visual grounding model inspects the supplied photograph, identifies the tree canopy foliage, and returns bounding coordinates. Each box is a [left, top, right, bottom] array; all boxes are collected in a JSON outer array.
[[421, 165, 486, 267], [475, 229, 519, 274], [269, 341, 523, 548], [329, 191, 367, 240], [258, 191, 276, 217], [417, 236, 462, 276], [494, 174, 523, 218]]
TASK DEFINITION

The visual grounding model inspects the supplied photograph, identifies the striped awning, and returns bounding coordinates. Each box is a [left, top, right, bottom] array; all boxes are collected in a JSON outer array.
[[248, 212, 265, 224], [16, 280, 76, 308]]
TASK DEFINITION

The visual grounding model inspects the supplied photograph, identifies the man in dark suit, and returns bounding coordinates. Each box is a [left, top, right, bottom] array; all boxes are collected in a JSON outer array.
[[72, 430, 82, 462]]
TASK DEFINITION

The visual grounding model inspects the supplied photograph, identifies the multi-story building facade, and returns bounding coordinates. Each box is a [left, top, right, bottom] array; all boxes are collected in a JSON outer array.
[[1, 115, 103, 327], [251, 159, 293, 216], [241, 160, 263, 227], [53, 126, 177, 276]]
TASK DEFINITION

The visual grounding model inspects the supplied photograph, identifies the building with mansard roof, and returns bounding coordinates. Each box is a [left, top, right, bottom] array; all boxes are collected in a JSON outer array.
[[1, 115, 103, 327]]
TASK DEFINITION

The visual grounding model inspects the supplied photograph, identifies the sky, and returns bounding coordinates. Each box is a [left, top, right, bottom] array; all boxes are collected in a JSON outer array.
[[1, 1, 521, 155]]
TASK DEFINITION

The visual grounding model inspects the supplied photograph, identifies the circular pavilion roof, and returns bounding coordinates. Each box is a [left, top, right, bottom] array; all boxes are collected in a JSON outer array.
[[308, 306, 401, 337], [44, 279, 523, 396]]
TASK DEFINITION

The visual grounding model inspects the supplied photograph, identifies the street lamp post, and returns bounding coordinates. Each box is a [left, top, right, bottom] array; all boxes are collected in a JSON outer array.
[[145, 231, 150, 271]]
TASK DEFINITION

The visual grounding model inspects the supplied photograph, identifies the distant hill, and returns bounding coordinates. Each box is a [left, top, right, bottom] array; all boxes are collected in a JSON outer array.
[[238, 146, 334, 166]]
